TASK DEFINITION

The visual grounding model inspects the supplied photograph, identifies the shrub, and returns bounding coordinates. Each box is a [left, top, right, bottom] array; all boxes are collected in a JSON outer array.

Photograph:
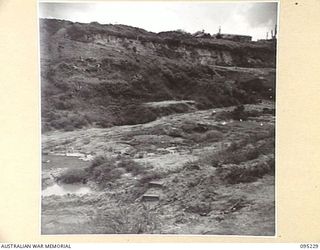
[[108, 168, 126, 179], [215, 111, 232, 121], [90, 164, 123, 184], [53, 100, 74, 110], [86, 156, 150, 186], [57, 168, 88, 184], [195, 97, 213, 110], [96, 117, 112, 128], [117, 159, 145, 176], [64, 124, 75, 132], [148, 103, 191, 117], [230, 105, 247, 120], [226, 138, 250, 152], [49, 112, 90, 131], [183, 161, 200, 171], [185, 202, 212, 215], [138, 171, 165, 186], [101, 80, 131, 97], [266, 156, 275, 175], [202, 140, 271, 168], [162, 68, 174, 79], [180, 121, 204, 133], [86, 156, 118, 183], [166, 127, 184, 138], [215, 106, 261, 121], [256, 138, 275, 155], [263, 108, 276, 115], [216, 160, 272, 184], [206, 130, 224, 141], [94, 203, 160, 234], [193, 130, 223, 143], [90, 155, 111, 168], [68, 113, 89, 129], [119, 104, 157, 125]]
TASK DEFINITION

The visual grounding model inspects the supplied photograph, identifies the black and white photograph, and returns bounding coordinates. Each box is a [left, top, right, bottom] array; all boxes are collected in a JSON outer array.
[[40, 1, 277, 235]]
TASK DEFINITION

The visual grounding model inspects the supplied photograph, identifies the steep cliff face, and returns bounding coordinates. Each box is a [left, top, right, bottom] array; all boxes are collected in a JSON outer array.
[[40, 19, 276, 131]]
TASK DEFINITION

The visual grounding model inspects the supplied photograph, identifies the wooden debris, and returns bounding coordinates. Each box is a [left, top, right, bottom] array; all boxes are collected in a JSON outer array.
[[148, 181, 164, 189], [141, 194, 160, 202]]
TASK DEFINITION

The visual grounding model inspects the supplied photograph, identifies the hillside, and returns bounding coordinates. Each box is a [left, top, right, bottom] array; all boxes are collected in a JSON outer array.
[[41, 18, 276, 235], [40, 18, 276, 132]]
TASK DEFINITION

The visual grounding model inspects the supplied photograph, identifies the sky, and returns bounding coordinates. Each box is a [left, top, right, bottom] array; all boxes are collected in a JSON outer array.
[[39, 1, 278, 41]]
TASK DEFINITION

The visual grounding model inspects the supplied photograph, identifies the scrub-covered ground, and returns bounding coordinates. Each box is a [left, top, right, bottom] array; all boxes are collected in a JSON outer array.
[[41, 102, 275, 235]]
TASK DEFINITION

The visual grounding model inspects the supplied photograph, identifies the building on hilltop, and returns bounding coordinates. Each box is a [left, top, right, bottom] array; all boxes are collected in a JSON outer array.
[[192, 30, 211, 38], [210, 26, 252, 42], [191, 26, 252, 42], [213, 33, 252, 42]]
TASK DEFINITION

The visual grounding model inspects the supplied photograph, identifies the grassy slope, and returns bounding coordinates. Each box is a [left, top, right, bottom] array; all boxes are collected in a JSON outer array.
[[40, 19, 276, 132]]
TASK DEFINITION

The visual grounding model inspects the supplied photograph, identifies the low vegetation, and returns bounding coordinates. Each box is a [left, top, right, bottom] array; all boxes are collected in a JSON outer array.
[[200, 127, 275, 184], [93, 202, 161, 234], [40, 18, 275, 132], [56, 168, 88, 184], [57, 154, 158, 190], [215, 105, 261, 121], [216, 156, 274, 184]]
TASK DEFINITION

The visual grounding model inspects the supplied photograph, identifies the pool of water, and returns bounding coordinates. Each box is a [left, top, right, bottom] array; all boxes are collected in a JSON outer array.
[[42, 183, 92, 197]]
